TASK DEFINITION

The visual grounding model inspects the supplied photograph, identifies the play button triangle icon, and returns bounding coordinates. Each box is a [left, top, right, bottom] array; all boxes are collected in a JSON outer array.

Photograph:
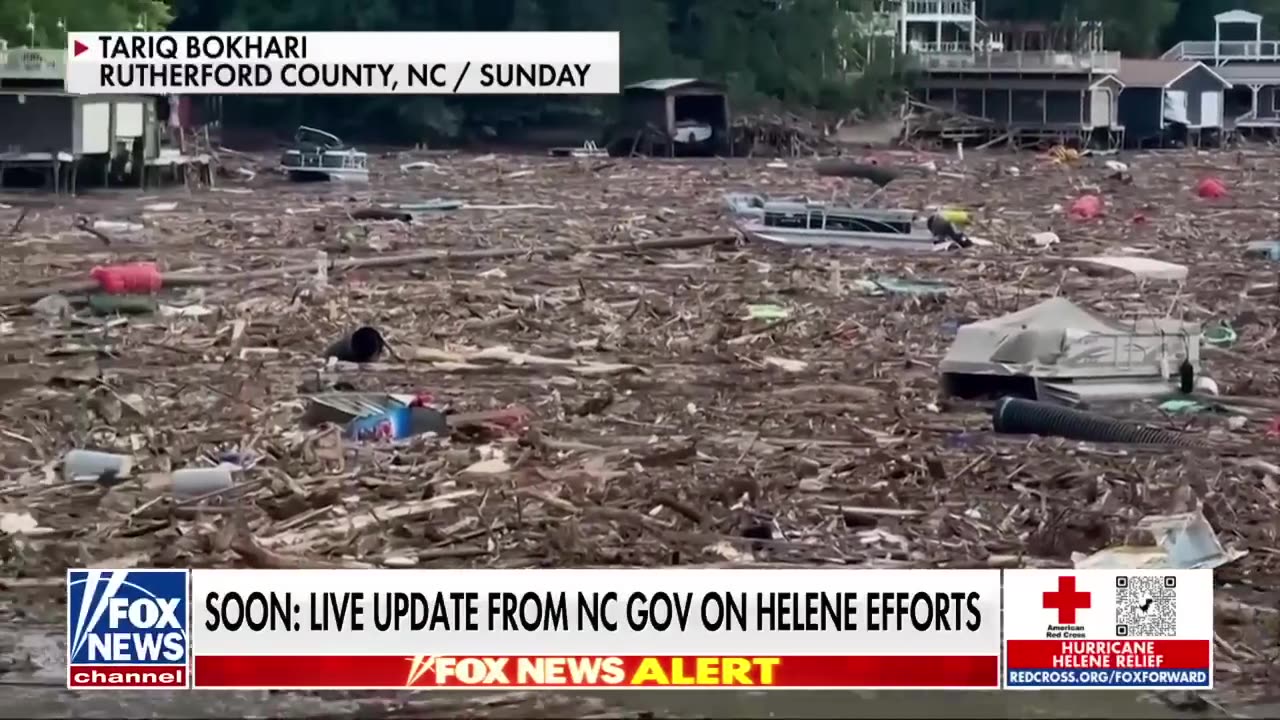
[[73, 40, 89, 57]]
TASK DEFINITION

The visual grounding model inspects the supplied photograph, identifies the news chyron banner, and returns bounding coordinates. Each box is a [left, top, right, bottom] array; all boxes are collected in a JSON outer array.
[[68, 568, 1002, 690], [1004, 570, 1213, 689], [63, 32, 619, 95], [65, 568, 1214, 691]]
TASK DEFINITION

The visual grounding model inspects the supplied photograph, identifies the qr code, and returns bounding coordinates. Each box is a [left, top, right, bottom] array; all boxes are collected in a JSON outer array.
[[1115, 575, 1177, 637]]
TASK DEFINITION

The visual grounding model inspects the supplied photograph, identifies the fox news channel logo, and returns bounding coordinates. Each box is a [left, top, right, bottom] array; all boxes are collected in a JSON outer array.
[[67, 569, 190, 689]]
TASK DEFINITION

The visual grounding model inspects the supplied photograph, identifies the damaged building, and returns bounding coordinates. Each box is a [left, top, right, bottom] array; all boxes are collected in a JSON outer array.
[[903, 6, 1123, 148], [0, 45, 157, 191], [0, 42, 211, 193], [606, 78, 731, 157]]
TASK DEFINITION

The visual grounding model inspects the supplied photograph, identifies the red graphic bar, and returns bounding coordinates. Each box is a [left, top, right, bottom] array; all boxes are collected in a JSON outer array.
[[194, 654, 999, 689]]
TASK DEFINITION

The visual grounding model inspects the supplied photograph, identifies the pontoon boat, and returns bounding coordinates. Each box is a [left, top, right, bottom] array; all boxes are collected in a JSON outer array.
[[280, 126, 369, 183], [726, 194, 963, 251]]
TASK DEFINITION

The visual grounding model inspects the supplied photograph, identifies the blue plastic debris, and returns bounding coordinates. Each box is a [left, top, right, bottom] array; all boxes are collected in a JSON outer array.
[[1245, 240, 1280, 261]]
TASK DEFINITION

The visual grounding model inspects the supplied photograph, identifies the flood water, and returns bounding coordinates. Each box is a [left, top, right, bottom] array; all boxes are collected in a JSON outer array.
[[3, 627, 1259, 719]]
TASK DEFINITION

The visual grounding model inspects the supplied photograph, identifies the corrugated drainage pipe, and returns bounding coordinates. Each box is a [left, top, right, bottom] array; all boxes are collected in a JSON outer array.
[[992, 397, 1197, 447]]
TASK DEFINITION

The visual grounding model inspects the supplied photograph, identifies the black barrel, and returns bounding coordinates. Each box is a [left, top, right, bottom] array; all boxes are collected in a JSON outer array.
[[992, 397, 1197, 447], [325, 326, 385, 363]]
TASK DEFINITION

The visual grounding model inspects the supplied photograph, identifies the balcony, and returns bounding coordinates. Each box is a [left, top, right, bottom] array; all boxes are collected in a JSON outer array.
[[914, 49, 1121, 73], [0, 48, 65, 81], [850, 11, 899, 37], [903, 0, 975, 19], [1163, 39, 1280, 62]]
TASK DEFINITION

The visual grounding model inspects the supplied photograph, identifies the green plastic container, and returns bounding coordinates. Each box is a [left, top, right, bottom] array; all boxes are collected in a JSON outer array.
[[88, 294, 158, 316]]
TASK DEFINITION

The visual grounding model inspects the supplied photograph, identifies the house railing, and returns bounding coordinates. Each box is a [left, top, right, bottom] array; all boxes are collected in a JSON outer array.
[[903, 0, 975, 17], [0, 48, 65, 80], [910, 40, 975, 53], [914, 50, 1120, 73], [1163, 40, 1280, 61], [852, 11, 899, 36]]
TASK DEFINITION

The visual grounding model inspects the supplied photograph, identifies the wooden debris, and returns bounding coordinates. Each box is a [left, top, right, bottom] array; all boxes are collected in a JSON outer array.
[[814, 158, 904, 186], [733, 111, 835, 157], [0, 149, 1276, 707]]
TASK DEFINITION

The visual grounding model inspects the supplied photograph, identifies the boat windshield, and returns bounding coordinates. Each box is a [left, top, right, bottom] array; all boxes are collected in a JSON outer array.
[[320, 153, 366, 169], [294, 125, 344, 149], [763, 209, 913, 234]]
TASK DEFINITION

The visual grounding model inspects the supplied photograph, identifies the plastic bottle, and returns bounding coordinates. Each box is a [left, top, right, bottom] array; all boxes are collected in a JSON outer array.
[[172, 467, 235, 499], [63, 449, 133, 482]]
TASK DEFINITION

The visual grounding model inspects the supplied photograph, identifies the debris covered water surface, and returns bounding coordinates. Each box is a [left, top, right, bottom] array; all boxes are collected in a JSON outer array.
[[0, 147, 1277, 712]]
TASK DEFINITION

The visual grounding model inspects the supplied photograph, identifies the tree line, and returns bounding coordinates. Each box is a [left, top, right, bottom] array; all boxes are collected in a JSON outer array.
[[5, 0, 1280, 142]]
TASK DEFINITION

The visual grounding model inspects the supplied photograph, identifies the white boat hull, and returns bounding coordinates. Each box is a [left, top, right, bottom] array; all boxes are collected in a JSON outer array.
[[739, 221, 941, 252]]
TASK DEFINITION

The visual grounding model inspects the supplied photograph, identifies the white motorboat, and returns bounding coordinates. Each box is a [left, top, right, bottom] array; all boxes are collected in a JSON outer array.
[[280, 126, 369, 183]]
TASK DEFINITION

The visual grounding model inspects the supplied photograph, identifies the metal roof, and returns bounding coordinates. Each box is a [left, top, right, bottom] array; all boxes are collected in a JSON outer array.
[[1215, 10, 1262, 24], [623, 78, 713, 92], [917, 77, 1101, 90], [1214, 62, 1280, 84], [1119, 59, 1193, 87], [1118, 59, 1229, 88]]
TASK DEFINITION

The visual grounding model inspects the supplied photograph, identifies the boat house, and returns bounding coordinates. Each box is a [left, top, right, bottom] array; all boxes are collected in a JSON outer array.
[[0, 43, 210, 192], [900, 1, 1123, 148], [1163, 9, 1280, 138], [1116, 59, 1231, 147], [607, 78, 731, 157]]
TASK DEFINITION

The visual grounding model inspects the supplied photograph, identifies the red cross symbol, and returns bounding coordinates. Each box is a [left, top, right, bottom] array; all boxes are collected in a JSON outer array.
[[1043, 575, 1091, 624]]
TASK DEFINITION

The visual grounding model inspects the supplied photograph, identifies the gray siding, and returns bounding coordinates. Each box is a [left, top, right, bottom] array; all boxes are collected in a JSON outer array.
[[1167, 65, 1227, 127], [1117, 65, 1228, 136], [1213, 63, 1280, 121], [0, 93, 73, 153]]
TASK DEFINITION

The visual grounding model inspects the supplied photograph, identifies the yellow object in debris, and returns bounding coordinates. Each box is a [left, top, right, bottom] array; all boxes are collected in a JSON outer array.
[[1048, 145, 1080, 163], [938, 208, 970, 226]]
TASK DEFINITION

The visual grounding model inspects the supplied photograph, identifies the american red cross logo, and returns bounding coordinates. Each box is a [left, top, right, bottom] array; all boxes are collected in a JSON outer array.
[[1043, 575, 1091, 624]]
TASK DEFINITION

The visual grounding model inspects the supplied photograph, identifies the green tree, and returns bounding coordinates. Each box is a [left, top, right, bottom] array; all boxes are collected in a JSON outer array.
[[168, 0, 904, 141], [0, 0, 172, 47], [15, 0, 1248, 140], [983, 0, 1179, 56], [1069, 0, 1179, 56]]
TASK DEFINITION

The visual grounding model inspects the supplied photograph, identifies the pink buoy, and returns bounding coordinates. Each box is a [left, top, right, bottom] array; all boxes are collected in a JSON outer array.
[[90, 262, 163, 294], [1068, 194, 1102, 220], [1196, 177, 1227, 199]]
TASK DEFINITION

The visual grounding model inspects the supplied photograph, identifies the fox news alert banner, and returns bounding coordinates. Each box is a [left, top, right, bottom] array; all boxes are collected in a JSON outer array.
[[1004, 570, 1213, 690], [180, 569, 1001, 690], [64, 32, 619, 95]]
